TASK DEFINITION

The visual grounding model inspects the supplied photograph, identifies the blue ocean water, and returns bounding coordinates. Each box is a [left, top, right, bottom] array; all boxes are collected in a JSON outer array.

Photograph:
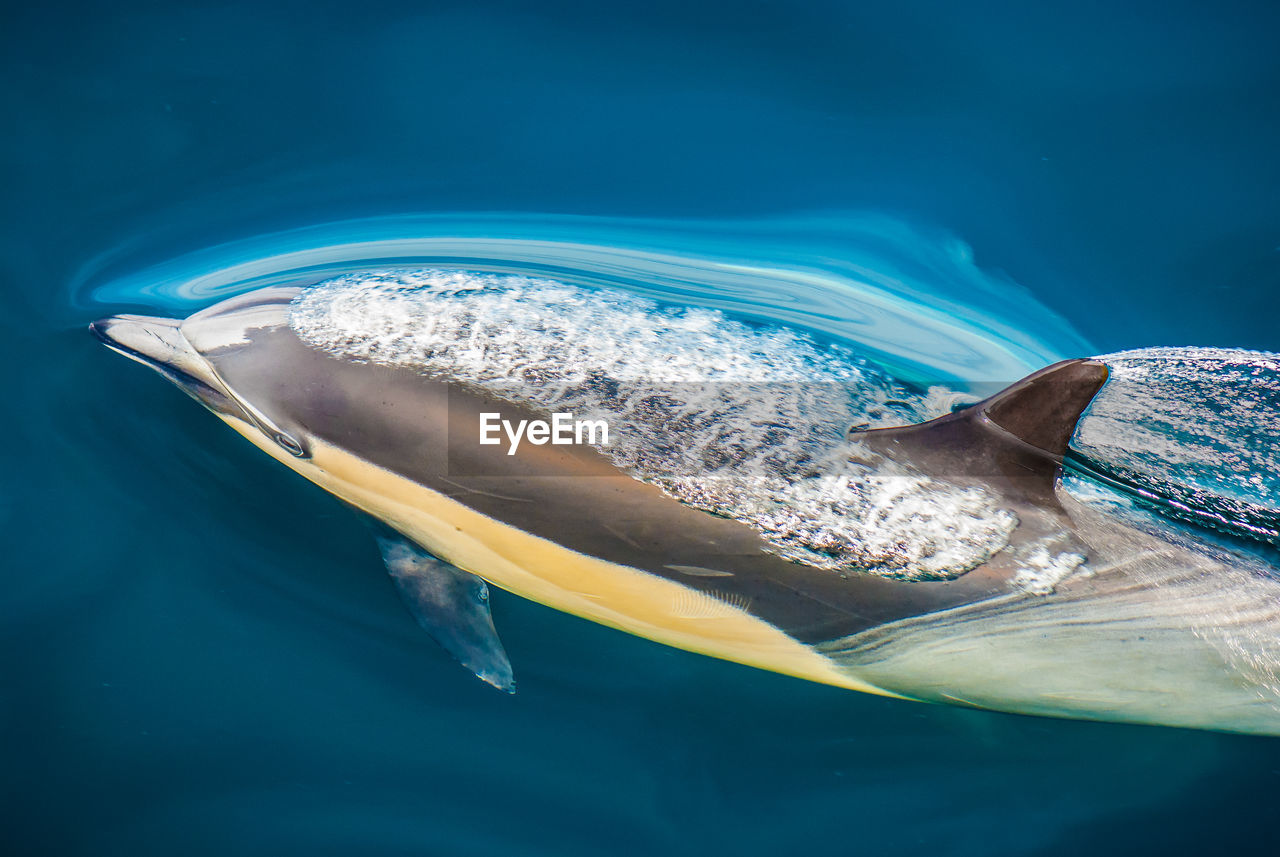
[[4, 1, 1280, 855]]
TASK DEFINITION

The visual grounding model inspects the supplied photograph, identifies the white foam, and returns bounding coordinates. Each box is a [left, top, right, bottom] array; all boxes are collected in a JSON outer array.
[[290, 269, 1018, 580], [1011, 547, 1090, 596]]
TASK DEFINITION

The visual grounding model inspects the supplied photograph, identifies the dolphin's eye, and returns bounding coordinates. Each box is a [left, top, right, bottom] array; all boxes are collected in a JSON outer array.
[[275, 432, 306, 457]]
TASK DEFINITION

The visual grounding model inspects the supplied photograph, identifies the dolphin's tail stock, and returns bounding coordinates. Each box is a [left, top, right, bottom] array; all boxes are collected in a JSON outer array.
[[816, 483, 1280, 735], [825, 355, 1280, 735]]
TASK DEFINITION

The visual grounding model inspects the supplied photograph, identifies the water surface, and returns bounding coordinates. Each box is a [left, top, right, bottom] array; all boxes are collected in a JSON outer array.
[[4, 2, 1280, 855]]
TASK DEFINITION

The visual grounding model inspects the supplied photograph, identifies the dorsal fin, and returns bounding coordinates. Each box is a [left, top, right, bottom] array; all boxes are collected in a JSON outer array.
[[855, 359, 1108, 487], [848, 359, 1109, 566], [980, 359, 1110, 457]]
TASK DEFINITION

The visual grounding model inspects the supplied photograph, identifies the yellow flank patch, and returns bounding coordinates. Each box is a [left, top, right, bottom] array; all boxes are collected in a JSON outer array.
[[225, 418, 900, 697]]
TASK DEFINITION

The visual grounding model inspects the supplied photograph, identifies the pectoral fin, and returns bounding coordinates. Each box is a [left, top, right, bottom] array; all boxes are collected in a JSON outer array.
[[374, 529, 515, 692]]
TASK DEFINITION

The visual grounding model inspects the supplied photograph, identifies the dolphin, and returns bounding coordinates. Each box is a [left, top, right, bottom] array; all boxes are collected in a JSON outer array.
[[90, 272, 1280, 734]]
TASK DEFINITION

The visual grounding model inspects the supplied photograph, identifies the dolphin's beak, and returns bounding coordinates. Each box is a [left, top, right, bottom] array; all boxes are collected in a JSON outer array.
[[89, 315, 232, 411]]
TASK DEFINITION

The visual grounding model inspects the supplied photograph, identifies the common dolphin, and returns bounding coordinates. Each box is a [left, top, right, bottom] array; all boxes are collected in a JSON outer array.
[[91, 271, 1280, 734]]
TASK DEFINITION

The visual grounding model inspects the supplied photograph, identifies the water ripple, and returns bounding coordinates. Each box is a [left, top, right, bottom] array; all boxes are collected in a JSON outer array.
[[71, 212, 1092, 388]]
